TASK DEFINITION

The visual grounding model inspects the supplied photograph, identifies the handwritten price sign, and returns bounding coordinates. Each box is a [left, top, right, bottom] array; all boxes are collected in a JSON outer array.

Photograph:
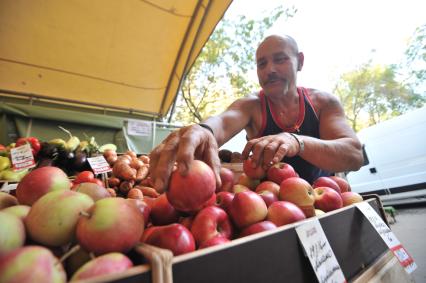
[[356, 202, 417, 274], [87, 156, 112, 175], [296, 218, 346, 283], [10, 144, 36, 170]]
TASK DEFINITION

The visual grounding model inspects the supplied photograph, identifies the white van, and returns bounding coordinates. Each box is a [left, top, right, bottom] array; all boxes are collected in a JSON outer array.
[[346, 106, 426, 205]]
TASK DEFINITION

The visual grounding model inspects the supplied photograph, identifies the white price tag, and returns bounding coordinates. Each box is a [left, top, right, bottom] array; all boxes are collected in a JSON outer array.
[[10, 144, 36, 170], [127, 120, 152, 137], [87, 156, 112, 175], [356, 202, 417, 274], [295, 218, 346, 283]]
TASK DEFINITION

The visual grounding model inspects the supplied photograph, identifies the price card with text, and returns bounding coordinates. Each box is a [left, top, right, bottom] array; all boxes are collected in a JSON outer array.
[[356, 202, 417, 274], [10, 144, 36, 170], [87, 156, 112, 175], [127, 120, 152, 137], [296, 218, 346, 283]]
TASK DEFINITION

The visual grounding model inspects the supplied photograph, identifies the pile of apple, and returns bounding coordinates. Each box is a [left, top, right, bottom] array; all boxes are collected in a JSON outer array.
[[0, 155, 364, 283]]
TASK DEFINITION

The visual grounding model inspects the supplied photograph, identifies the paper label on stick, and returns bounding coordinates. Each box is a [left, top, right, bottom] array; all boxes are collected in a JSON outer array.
[[296, 218, 346, 283], [10, 144, 36, 170], [87, 156, 112, 175], [356, 202, 417, 274]]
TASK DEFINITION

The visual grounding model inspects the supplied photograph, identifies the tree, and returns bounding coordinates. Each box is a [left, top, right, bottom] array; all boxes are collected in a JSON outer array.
[[334, 62, 424, 132], [168, 5, 297, 124], [403, 23, 426, 92]]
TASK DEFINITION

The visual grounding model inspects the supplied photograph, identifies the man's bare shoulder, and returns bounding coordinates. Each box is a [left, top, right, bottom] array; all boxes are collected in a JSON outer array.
[[228, 92, 262, 110], [305, 88, 342, 112]]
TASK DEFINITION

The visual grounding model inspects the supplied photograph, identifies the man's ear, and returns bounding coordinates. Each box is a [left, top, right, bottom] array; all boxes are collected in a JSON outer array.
[[297, 52, 304, 71]]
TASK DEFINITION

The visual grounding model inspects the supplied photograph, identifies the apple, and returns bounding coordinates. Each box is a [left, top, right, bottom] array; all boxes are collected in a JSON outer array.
[[127, 198, 151, 227], [0, 246, 66, 283], [167, 160, 216, 212], [330, 176, 351, 193], [74, 182, 111, 201], [0, 212, 26, 255], [232, 184, 250, 194], [267, 201, 306, 227], [218, 167, 235, 192], [179, 215, 194, 230], [198, 235, 230, 249], [1, 205, 31, 221], [237, 173, 260, 190], [150, 194, 181, 226], [215, 191, 235, 213], [341, 191, 363, 206], [16, 166, 70, 205], [65, 247, 92, 277], [76, 197, 144, 255], [255, 181, 280, 197], [25, 190, 94, 247], [190, 206, 233, 246], [257, 190, 278, 207], [0, 192, 18, 209], [279, 177, 316, 217], [141, 223, 196, 256], [70, 252, 133, 281], [312, 176, 341, 194], [266, 162, 297, 185], [314, 187, 343, 212], [229, 190, 268, 229], [239, 220, 277, 237], [243, 157, 266, 179]]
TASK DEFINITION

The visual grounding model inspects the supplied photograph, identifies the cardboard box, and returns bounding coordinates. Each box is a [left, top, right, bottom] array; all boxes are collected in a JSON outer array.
[[82, 197, 404, 283]]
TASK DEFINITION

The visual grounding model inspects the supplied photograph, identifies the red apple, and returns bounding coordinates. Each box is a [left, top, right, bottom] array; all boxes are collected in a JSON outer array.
[[25, 190, 94, 247], [312, 176, 341, 194], [314, 187, 343, 212], [255, 181, 280, 197], [341, 191, 363, 206], [74, 182, 111, 201], [215, 191, 235, 213], [232, 184, 250, 194], [179, 216, 194, 230], [266, 162, 297, 185], [237, 173, 260, 190], [257, 190, 278, 207], [267, 201, 306, 226], [150, 194, 180, 225], [167, 160, 216, 212], [127, 198, 151, 227], [229, 190, 268, 229], [190, 206, 233, 246], [76, 197, 144, 255], [0, 192, 18, 209], [330, 176, 351, 193], [70, 252, 133, 281], [0, 212, 25, 255], [218, 167, 235, 192], [141, 223, 196, 256], [16, 166, 70, 205], [0, 246, 66, 283], [239, 220, 277, 237], [243, 157, 266, 179], [1, 205, 31, 221], [279, 177, 316, 217], [198, 235, 230, 249]]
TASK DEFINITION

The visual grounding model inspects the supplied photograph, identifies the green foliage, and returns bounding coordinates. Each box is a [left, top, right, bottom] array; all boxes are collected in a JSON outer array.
[[170, 5, 297, 124], [403, 23, 426, 91], [334, 62, 425, 132]]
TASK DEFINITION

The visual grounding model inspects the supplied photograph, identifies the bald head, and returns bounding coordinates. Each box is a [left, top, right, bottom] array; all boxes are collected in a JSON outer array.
[[257, 35, 300, 56]]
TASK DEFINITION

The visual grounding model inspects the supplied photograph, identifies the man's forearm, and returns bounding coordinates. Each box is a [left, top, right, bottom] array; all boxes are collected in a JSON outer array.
[[298, 136, 363, 172]]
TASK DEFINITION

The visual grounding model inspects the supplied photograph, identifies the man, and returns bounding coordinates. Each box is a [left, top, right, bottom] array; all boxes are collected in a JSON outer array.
[[149, 34, 364, 193]]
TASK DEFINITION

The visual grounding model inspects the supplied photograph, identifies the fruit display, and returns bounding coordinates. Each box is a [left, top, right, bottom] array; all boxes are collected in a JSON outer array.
[[0, 143, 366, 282]]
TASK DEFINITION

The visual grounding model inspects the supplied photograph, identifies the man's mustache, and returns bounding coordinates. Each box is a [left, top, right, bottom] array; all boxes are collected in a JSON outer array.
[[264, 74, 286, 85]]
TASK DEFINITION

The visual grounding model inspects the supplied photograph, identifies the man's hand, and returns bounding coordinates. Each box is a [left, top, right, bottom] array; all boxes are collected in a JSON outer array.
[[149, 124, 222, 193], [242, 132, 300, 170]]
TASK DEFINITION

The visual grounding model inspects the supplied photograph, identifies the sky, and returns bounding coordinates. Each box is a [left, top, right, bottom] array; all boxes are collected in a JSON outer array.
[[225, 0, 426, 93], [221, 0, 425, 151]]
